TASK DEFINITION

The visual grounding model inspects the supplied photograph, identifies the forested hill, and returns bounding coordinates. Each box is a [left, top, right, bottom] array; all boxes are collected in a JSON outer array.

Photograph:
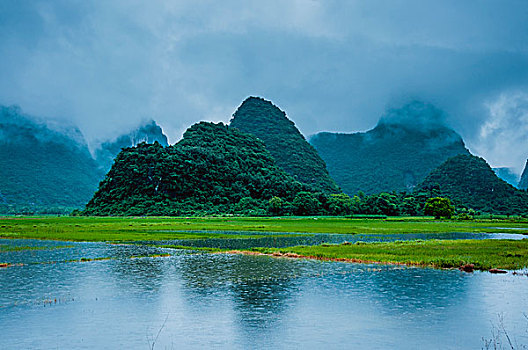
[[310, 101, 470, 195], [519, 160, 528, 190], [84, 122, 307, 216], [417, 155, 528, 215], [229, 97, 340, 193], [0, 105, 103, 214], [95, 120, 169, 172]]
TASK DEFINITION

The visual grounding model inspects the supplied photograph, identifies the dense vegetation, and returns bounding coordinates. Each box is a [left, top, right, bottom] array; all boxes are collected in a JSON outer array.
[[84, 122, 311, 216], [0, 105, 103, 214], [310, 101, 470, 195], [417, 155, 528, 215], [0, 105, 172, 214], [84, 120, 463, 217], [230, 97, 340, 193], [95, 119, 168, 172]]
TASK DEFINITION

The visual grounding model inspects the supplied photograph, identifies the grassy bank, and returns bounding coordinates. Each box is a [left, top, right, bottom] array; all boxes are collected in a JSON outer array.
[[0, 216, 527, 242], [253, 239, 528, 270], [1, 216, 527, 270]]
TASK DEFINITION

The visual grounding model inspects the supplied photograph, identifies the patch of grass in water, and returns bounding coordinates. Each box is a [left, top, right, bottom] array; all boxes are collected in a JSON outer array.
[[254, 239, 528, 271]]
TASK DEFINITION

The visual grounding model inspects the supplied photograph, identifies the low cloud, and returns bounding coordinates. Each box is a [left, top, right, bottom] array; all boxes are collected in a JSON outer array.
[[0, 1, 527, 168], [473, 91, 528, 173]]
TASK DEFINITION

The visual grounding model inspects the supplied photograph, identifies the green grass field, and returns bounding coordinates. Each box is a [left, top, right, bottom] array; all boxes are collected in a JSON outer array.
[[1, 216, 527, 270], [1, 216, 527, 242], [253, 239, 528, 270]]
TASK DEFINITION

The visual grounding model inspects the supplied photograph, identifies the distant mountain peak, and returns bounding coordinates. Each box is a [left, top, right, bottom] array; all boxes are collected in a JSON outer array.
[[417, 154, 528, 214], [84, 121, 305, 216], [95, 119, 169, 171], [230, 96, 340, 193], [310, 101, 469, 195], [377, 100, 449, 132], [0, 105, 102, 213]]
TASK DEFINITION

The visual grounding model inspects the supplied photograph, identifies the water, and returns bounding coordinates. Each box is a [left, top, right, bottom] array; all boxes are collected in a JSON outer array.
[[1, 238, 528, 349], [147, 230, 526, 250]]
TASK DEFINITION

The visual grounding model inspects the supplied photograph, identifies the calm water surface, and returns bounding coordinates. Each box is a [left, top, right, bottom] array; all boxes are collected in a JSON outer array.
[[148, 230, 526, 250], [1, 237, 527, 349]]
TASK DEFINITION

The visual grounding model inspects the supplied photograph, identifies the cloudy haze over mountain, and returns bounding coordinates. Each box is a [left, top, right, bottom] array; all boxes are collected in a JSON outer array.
[[1, 1, 527, 171]]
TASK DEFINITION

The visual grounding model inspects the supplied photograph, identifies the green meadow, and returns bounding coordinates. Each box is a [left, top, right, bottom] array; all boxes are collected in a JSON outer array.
[[254, 239, 528, 271], [1, 216, 528, 242], [1, 216, 528, 270]]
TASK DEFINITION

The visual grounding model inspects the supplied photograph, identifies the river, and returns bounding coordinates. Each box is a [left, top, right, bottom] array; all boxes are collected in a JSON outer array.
[[1, 236, 527, 349]]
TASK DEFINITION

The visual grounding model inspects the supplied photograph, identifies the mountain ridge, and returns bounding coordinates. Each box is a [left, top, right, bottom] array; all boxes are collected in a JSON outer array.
[[230, 96, 340, 193], [310, 101, 470, 195], [84, 121, 306, 216], [417, 154, 528, 215]]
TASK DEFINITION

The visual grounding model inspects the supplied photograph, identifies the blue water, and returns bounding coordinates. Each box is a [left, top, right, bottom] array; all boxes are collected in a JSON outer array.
[[145, 230, 526, 250], [1, 237, 527, 349]]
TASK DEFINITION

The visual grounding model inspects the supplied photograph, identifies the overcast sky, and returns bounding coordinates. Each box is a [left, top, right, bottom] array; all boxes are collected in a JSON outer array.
[[1, 1, 528, 172]]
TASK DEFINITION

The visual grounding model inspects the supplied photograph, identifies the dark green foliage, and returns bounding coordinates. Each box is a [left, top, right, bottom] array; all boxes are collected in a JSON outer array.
[[326, 193, 353, 216], [417, 155, 528, 215], [519, 160, 528, 190], [230, 97, 340, 193], [0, 105, 103, 214], [363, 192, 400, 216], [424, 197, 455, 219], [84, 122, 306, 216], [268, 196, 284, 216], [95, 120, 169, 172], [292, 191, 322, 216], [309, 101, 470, 195]]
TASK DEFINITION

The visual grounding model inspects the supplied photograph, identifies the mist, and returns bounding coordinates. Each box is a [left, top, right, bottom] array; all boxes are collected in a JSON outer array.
[[1, 1, 527, 171]]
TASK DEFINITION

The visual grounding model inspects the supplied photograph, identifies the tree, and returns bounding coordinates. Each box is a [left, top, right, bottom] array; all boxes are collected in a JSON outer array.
[[424, 197, 455, 219], [326, 193, 352, 216], [399, 196, 420, 216], [292, 191, 321, 216], [268, 196, 284, 215], [364, 193, 399, 216]]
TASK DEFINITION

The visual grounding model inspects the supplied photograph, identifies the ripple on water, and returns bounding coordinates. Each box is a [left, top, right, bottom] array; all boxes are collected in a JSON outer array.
[[1, 238, 527, 349]]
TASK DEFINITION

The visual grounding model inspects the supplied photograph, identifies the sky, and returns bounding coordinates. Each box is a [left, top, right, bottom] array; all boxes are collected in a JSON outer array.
[[1, 1, 528, 173]]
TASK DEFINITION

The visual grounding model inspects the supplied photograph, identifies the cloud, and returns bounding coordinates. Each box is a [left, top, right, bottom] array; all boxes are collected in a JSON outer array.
[[473, 91, 528, 173], [0, 0, 527, 166]]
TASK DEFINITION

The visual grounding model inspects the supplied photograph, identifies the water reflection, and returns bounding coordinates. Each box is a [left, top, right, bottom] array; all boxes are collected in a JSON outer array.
[[111, 256, 166, 294], [1, 239, 527, 349], [359, 266, 469, 314], [176, 253, 302, 348], [147, 231, 526, 251]]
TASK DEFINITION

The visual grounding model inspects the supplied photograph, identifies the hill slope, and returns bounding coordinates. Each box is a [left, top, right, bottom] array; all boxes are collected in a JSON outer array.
[[84, 122, 305, 216], [417, 155, 528, 215], [310, 101, 470, 195], [493, 167, 519, 188], [0, 105, 103, 213], [518, 160, 528, 190], [95, 120, 168, 172], [230, 97, 339, 193]]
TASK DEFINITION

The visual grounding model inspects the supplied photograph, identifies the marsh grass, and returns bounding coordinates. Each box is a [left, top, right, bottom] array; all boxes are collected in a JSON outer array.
[[254, 239, 528, 270], [1, 216, 528, 270], [1, 216, 527, 242]]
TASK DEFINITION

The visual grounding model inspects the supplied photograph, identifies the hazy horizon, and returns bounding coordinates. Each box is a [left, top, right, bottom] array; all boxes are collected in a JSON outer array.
[[1, 1, 527, 172]]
